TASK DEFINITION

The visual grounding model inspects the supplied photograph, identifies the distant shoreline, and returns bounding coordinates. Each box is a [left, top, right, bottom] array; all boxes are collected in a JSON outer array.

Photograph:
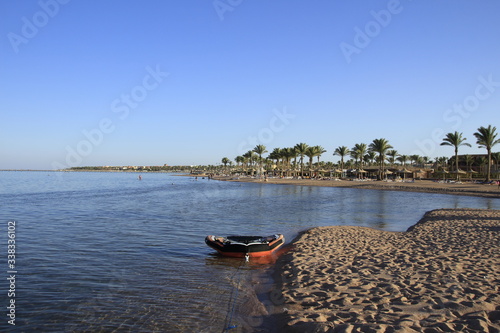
[[213, 176, 500, 199], [4, 170, 498, 199], [0, 169, 60, 172], [0, 169, 185, 173]]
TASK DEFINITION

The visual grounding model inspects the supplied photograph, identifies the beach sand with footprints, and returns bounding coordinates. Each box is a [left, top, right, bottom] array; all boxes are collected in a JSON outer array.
[[273, 209, 500, 332]]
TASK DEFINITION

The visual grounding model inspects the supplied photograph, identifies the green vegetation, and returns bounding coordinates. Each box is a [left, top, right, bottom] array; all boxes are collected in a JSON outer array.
[[474, 125, 500, 181], [67, 125, 499, 181], [228, 125, 499, 181], [440, 131, 471, 180], [67, 165, 193, 172]]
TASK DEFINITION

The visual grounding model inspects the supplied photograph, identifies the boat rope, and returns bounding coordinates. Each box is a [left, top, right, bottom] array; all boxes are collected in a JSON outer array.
[[222, 255, 248, 332]]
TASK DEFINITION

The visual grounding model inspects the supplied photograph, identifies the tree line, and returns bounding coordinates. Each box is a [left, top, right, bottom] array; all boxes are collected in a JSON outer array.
[[222, 125, 500, 181]]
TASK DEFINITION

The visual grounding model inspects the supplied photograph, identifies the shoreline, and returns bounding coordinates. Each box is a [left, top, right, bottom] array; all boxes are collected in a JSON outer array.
[[266, 208, 500, 332], [213, 176, 500, 199]]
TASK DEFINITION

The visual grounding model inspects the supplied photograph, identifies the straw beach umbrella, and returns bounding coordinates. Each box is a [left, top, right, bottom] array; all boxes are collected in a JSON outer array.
[[357, 169, 367, 177], [416, 169, 426, 176], [449, 169, 467, 181], [330, 169, 343, 178], [435, 170, 449, 180], [399, 168, 412, 181], [467, 169, 478, 180], [335, 169, 343, 178]]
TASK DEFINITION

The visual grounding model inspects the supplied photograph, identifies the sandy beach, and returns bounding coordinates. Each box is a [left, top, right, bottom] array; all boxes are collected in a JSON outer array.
[[213, 176, 500, 199], [272, 209, 500, 332]]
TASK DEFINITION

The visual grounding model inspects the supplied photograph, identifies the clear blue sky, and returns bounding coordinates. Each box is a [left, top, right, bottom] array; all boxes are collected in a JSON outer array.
[[1, 0, 499, 169]]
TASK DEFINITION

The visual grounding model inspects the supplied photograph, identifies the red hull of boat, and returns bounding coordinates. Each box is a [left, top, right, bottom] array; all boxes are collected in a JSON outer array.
[[205, 234, 285, 258]]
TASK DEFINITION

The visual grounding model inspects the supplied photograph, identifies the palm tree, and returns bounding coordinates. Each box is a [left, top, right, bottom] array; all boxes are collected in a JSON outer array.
[[397, 155, 409, 166], [305, 146, 317, 175], [334, 146, 349, 172], [268, 148, 282, 174], [369, 138, 393, 180], [365, 151, 376, 166], [434, 156, 449, 179], [234, 156, 244, 168], [307, 145, 327, 178], [350, 148, 360, 169], [440, 131, 471, 180], [387, 150, 398, 166], [416, 156, 425, 168], [351, 143, 367, 169], [242, 151, 254, 168], [280, 147, 294, 176], [253, 145, 268, 177], [492, 152, 500, 179], [294, 143, 309, 178], [253, 144, 267, 160], [268, 148, 281, 162], [280, 147, 297, 177], [437, 156, 449, 171], [473, 125, 500, 181], [409, 154, 420, 167], [314, 145, 327, 165], [345, 159, 354, 169], [324, 161, 334, 172], [221, 157, 230, 173], [462, 154, 474, 172], [478, 156, 489, 177]]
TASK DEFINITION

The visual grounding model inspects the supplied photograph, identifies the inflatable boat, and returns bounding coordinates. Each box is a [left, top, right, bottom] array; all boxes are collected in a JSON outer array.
[[205, 234, 285, 258]]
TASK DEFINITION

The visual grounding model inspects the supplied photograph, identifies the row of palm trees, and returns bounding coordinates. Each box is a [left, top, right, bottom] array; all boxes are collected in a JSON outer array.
[[440, 125, 500, 181], [221, 125, 500, 181]]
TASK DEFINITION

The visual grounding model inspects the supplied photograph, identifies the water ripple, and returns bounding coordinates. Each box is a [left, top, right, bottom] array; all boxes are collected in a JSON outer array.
[[1, 171, 499, 332]]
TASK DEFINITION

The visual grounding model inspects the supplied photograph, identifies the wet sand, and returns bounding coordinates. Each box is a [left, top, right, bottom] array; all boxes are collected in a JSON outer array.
[[214, 176, 500, 198], [272, 209, 500, 332]]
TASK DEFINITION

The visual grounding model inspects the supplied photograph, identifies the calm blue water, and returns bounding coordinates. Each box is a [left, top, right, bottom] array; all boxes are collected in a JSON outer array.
[[1, 171, 499, 332]]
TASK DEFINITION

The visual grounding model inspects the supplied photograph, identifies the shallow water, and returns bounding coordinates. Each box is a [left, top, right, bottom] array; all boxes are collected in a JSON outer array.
[[1, 171, 499, 332]]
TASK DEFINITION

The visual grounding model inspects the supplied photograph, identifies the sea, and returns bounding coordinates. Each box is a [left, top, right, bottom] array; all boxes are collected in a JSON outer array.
[[1, 171, 499, 332]]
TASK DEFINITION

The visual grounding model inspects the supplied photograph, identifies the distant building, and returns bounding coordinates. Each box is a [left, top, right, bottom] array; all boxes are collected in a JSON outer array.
[[457, 153, 499, 173]]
